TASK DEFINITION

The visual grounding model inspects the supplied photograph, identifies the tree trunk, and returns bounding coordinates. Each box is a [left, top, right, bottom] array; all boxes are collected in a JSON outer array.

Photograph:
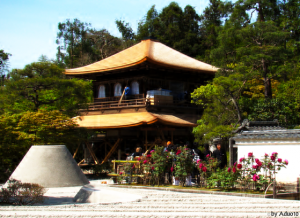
[[262, 58, 272, 99]]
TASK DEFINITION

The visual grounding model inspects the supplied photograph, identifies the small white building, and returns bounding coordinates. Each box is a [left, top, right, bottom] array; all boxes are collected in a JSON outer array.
[[230, 120, 300, 184]]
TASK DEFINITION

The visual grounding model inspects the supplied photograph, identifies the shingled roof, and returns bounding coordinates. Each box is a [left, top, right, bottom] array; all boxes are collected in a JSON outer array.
[[65, 39, 218, 75]]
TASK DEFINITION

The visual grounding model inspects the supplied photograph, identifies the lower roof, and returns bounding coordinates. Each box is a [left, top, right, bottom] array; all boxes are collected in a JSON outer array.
[[73, 112, 197, 129]]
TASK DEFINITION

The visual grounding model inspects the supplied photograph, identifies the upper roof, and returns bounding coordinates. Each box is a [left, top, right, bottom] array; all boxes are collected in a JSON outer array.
[[65, 39, 218, 75]]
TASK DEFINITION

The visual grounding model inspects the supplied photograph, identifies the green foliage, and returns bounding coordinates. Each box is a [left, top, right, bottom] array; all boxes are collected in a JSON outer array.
[[1, 59, 92, 117], [240, 97, 300, 127], [0, 179, 45, 205]]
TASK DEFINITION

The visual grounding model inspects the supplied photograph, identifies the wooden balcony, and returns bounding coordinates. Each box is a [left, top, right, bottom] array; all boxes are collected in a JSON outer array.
[[80, 94, 198, 114]]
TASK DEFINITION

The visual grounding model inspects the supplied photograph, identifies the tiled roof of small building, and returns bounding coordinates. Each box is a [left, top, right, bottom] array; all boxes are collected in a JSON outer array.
[[233, 130, 300, 140], [233, 119, 300, 140]]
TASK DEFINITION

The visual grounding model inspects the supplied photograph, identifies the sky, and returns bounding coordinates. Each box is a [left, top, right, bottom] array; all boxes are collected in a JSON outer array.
[[0, 0, 211, 71]]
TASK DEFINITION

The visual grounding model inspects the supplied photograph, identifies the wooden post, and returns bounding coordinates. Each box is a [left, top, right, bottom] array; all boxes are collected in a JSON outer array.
[[73, 143, 80, 159]]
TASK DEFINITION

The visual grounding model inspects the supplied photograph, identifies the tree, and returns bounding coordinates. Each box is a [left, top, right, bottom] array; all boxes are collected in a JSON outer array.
[[56, 19, 91, 68], [0, 50, 11, 85], [135, 2, 202, 57], [198, 0, 233, 61], [115, 20, 136, 49], [1, 58, 92, 116], [87, 29, 123, 60], [191, 74, 246, 142]]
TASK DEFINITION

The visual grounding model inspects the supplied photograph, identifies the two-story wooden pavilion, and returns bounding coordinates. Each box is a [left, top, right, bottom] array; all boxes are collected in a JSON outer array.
[[65, 39, 217, 164]]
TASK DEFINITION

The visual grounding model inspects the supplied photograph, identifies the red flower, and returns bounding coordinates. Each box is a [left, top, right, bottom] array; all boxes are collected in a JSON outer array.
[[271, 155, 275, 161], [237, 164, 242, 169], [278, 158, 282, 163], [239, 157, 245, 162], [151, 166, 154, 170], [184, 148, 189, 150], [176, 150, 182, 155], [284, 159, 288, 165], [272, 152, 278, 157], [227, 167, 231, 172], [147, 154, 152, 158], [253, 174, 259, 181], [132, 164, 135, 169], [206, 154, 210, 158], [234, 162, 237, 167], [199, 163, 204, 169], [252, 165, 257, 169], [202, 166, 207, 172], [150, 150, 155, 153], [119, 172, 123, 175], [197, 159, 201, 164], [171, 166, 174, 172], [248, 152, 253, 157], [264, 153, 269, 157], [232, 167, 236, 173], [143, 160, 147, 164], [137, 157, 141, 161]]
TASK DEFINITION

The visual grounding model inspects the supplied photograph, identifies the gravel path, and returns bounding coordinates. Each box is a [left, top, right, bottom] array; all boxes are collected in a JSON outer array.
[[1, 185, 300, 217]]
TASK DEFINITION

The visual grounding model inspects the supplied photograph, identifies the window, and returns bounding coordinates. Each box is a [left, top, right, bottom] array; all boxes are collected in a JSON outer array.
[[114, 83, 122, 96], [98, 85, 106, 98], [131, 81, 139, 95]]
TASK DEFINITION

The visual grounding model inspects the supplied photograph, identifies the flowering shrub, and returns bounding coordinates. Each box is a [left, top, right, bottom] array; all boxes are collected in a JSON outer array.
[[237, 152, 288, 191], [173, 146, 194, 186]]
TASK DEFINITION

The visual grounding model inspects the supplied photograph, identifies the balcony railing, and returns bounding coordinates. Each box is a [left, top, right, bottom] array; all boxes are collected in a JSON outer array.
[[87, 98, 146, 110], [83, 94, 198, 111]]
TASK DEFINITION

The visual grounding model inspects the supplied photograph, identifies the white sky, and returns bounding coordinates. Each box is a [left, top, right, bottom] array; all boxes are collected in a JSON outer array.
[[0, 0, 211, 71]]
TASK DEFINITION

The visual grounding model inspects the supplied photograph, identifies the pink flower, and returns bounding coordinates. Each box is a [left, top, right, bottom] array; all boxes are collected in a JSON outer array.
[[202, 166, 207, 172], [255, 159, 262, 167], [271, 155, 275, 161], [237, 164, 242, 169], [196, 159, 201, 164], [234, 162, 237, 167], [137, 157, 141, 161], [253, 174, 259, 181], [132, 164, 135, 169], [143, 160, 147, 164], [119, 172, 123, 175], [151, 166, 154, 170], [150, 150, 155, 153], [184, 148, 189, 150], [278, 158, 282, 163], [252, 165, 257, 169], [232, 167, 236, 173], [248, 152, 253, 157], [171, 166, 174, 172], [272, 152, 278, 157], [206, 154, 210, 158], [147, 154, 152, 158], [227, 167, 231, 172], [264, 153, 269, 157], [199, 163, 204, 169], [176, 150, 182, 155], [284, 159, 288, 165], [239, 157, 245, 162]]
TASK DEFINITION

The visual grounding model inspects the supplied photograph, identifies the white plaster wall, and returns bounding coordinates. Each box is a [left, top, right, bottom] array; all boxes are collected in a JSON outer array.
[[236, 143, 300, 184]]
